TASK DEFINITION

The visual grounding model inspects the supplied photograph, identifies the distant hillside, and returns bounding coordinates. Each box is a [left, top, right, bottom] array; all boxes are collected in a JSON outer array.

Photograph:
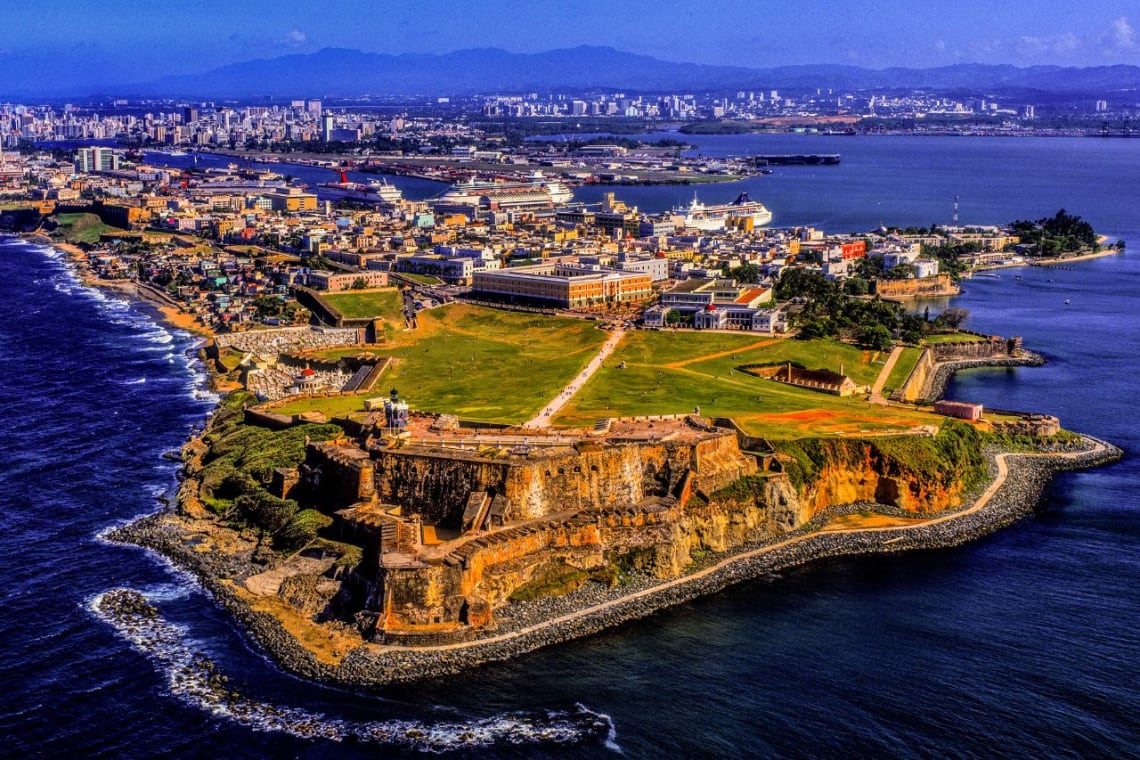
[[23, 46, 1140, 99]]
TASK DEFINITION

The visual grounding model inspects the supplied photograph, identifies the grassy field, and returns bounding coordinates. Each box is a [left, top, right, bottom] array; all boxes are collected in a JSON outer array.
[[881, 346, 922, 396], [269, 311, 946, 437], [321, 288, 403, 321], [52, 212, 123, 245], [273, 304, 607, 423], [554, 330, 942, 439], [924, 331, 990, 344], [397, 272, 444, 285]]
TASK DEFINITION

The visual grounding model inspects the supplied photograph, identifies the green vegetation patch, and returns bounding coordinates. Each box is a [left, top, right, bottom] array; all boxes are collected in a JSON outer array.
[[321, 288, 403, 321], [923, 332, 988, 344], [276, 304, 607, 424], [51, 212, 123, 245], [398, 273, 444, 285], [881, 346, 921, 395], [556, 330, 942, 438]]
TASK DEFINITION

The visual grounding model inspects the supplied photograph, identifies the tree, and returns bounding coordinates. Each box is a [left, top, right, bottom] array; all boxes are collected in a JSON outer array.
[[351, 277, 367, 290], [237, 492, 299, 535], [856, 324, 894, 351], [730, 262, 761, 284], [940, 307, 970, 330]]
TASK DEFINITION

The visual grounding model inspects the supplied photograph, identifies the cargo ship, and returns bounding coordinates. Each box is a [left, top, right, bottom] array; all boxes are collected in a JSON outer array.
[[673, 192, 773, 231]]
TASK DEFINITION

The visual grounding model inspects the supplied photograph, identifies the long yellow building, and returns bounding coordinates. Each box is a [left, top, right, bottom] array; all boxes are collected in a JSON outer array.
[[472, 264, 652, 308]]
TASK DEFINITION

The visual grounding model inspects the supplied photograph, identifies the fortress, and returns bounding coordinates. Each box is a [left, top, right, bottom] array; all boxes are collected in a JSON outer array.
[[282, 409, 789, 644]]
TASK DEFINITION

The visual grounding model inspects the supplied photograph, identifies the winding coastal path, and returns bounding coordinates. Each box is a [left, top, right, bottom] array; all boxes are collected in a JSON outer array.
[[522, 326, 626, 429], [390, 439, 1111, 653]]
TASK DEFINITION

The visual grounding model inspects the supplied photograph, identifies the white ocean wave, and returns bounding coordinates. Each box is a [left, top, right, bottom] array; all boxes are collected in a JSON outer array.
[[92, 589, 617, 752]]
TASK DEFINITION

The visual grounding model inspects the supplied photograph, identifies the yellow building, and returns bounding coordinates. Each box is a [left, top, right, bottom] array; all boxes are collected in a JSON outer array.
[[472, 264, 652, 308], [266, 188, 318, 213]]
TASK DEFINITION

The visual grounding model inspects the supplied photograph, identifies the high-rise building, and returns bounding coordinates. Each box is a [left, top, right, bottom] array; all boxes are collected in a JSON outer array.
[[74, 146, 120, 173]]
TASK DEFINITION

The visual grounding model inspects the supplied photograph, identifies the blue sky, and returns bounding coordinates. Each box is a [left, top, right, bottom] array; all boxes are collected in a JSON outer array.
[[2, 0, 1138, 90]]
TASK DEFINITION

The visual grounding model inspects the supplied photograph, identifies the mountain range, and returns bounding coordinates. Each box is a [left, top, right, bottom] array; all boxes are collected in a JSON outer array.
[[17, 46, 1140, 99]]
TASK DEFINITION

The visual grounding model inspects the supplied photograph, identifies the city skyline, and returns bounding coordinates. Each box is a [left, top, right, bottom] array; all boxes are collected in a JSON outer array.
[[2, 0, 1139, 95]]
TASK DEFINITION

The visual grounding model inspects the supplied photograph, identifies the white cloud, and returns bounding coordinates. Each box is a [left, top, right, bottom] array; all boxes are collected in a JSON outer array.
[[283, 29, 308, 47], [1018, 32, 1080, 56], [1106, 16, 1136, 51]]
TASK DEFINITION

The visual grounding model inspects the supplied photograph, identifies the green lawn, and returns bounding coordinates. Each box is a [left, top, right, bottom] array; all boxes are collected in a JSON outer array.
[[924, 331, 990, 344], [881, 346, 922, 396], [52, 212, 123, 245], [554, 330, 942, 439], [398, 272, 444, 285], [272, 313, 944, 436], [274, 304, 607, 424], [321, 288, 403, 321]]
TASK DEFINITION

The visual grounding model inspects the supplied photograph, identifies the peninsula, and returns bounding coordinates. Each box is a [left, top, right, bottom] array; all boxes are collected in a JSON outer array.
[[2, 141, 1123, 687], [101, 299, 1119, 686]]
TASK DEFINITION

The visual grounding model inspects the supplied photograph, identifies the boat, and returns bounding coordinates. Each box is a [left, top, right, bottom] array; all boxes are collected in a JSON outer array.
[[434, 171, 574, 211], [672, 192, 773, 231], [316, 171, 403, 206], [1064, 298, 1071, 305]]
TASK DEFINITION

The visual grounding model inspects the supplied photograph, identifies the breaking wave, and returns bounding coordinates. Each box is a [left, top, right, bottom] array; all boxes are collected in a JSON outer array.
[[93, 589, 616, 752]]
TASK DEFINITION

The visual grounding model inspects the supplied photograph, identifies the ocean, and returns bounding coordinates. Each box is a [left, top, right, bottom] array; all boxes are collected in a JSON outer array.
[[2, 135, 1139, 757]]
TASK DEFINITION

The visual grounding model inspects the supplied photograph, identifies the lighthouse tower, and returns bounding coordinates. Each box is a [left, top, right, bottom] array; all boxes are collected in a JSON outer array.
[[383, 388, 409, 432]]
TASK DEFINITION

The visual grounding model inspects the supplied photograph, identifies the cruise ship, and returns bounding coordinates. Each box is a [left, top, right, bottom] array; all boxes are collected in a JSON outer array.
[[673, 192, 773, 231], [316, 171, 403, 206], [434, 171, 574, 212]]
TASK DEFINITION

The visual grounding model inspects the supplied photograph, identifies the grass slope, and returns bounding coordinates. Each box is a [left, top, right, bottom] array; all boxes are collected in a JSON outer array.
[[555, 330, 942, 438], [320, 288, 403, 321], [52, 212, 123, 245], [274, 304, 607, 424]]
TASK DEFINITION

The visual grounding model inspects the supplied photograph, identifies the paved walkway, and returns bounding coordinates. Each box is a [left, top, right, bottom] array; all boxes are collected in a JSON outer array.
[[394, 439, 1108, 653], [869, 345, 905, 404], [522, 327, 626, 429]]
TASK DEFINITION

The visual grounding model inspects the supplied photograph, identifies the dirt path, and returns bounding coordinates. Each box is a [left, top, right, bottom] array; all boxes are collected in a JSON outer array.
[[522, 327, 626, 429], [869, 345, 905, 403], [664, 338, 779, 369]]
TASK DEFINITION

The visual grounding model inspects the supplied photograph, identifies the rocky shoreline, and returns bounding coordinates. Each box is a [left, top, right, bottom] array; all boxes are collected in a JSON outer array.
[[921, 352, 1046, 402], [108, 436, 1121, 687]]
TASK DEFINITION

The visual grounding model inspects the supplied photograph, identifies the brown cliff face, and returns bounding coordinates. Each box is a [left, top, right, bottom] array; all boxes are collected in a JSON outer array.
[[309, 427, 979, 642], [364, 435, 756, 529], [787, 440, 966, 516], [681, 476, 807, 559]]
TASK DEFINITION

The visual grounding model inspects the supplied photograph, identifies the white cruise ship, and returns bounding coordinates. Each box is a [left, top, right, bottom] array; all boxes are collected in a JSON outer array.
[[316, 175, 404, 206], [434, 171, 574, 211], [673, 192, 773, 231]]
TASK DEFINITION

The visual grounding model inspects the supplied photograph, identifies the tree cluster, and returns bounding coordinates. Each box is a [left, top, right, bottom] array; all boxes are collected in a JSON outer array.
[[776, 268, 925, 349], [1009, 209, 1098, 256]]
